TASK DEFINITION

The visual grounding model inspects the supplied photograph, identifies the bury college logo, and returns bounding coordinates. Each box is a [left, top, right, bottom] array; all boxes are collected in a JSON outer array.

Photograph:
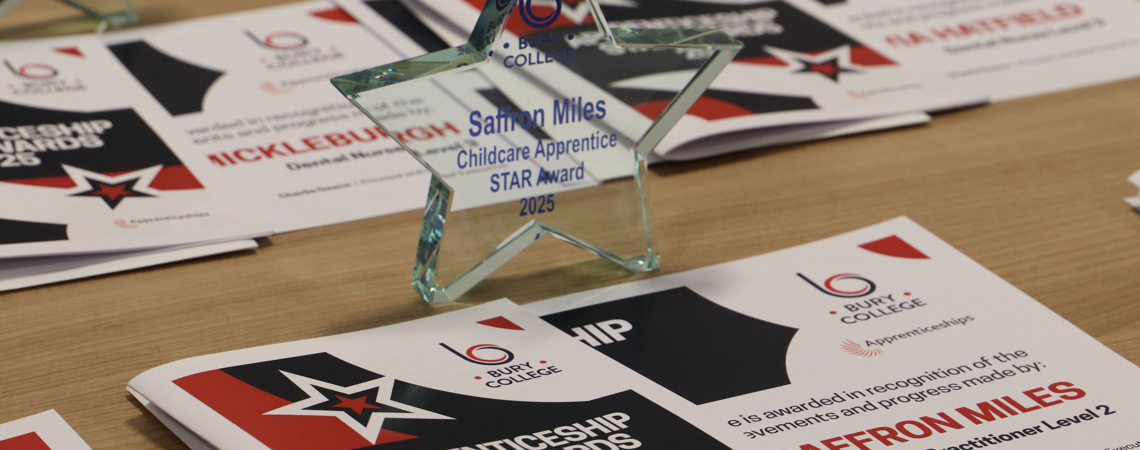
[[520, 0, 561, 28], [798, 272, 876, 298], [5, 59, 84, 94], [440, 343, 515, 365], [3, 60, 58, 79], [244, 30, 309, 50]]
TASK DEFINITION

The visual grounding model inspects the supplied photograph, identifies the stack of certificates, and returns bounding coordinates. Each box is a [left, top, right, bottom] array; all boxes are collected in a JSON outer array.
[[1127, 170, 1140, 210], [112, 218, 1140, 449], [9, 217, 1140, 448]]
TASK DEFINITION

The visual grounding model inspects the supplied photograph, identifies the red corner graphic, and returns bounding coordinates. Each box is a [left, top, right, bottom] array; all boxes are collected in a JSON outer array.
[[477, 316, 525, 331], [54, 47, 85, 58], [1, 165, 204, 190], [175, 370, 376, 449], [0, 432, 51, 450], [374, 429, 418, 445], [633, 96, 752, 122], [310, 8, 357, 23], [859, 235, 929, 259]]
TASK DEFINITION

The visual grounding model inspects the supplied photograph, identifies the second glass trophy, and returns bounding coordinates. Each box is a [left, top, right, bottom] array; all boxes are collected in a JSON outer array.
[[333, 0, 741, 304]]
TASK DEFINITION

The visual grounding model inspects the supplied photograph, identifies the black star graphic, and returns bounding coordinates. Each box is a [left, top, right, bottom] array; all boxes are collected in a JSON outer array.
[[70, 177, 153, 209], [795, 57, 857, 82], [302, 386, 412, 427]]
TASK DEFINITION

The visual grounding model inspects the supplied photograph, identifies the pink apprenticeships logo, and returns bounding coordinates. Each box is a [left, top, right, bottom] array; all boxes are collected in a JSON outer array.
[[113, 218, 139, 229], [841, 339, 882, 357]]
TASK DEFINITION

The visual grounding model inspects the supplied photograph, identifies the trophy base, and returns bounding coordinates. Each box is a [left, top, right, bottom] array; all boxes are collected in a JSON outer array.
[[411, 187, 660, 305], [413, 226, 660, 305]]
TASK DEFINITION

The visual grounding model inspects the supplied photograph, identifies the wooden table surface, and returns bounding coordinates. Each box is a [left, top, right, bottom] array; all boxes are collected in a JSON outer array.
[[2, 1, 1140, 448]]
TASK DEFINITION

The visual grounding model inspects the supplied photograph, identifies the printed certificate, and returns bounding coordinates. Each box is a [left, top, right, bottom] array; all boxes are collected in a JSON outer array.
[[129, 299, 745, 449], [0, 410, 92, 450], [789, 0, 1140, 101], [104, 1, 442, 232], [0, 240, 258, 292], [0, 36, 269, 258], [527, 217, 1140, 449], [371, 0, 982, 160]]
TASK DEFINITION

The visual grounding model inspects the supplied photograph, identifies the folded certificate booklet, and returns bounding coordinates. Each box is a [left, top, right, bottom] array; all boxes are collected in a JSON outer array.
[[0, 36, 271, 258], [1126, 169, 1139, 210], [103, 1, 445, 232], [128, 299, 744, 449], [526, 217, 1140, 449], [0, 239, 257, 293], [0, 410, 92, 450], [361, 0, 981, 160], [788, 0, 1140, 102], [129, 217, 1140, 449]]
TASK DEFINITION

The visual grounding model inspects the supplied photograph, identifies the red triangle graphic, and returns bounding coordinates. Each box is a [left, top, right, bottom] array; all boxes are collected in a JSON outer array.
[[54, 47, 84, 57], [0, 432, 52, 450], [477, 316, 525, 331], [310, 7, 357, 23], [735, 55, 789, 67], [374, 429, 418, 445], [633, 96, 752, 122], [859, 235, 929, 259], [0, 166, 203, 190], [850, 45, 895, 66]]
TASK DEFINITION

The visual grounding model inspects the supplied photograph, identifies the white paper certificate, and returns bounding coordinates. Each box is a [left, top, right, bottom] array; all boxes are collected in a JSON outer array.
[[0, 36, 269, 258], [1126, 169, 1140, 211], [0, 240, 258, 293], [128, 299, 745, 449], [789, 0, 1140, 101], [351, 0, 981, 160], [104, 1, 442, 232], [0, 410, 92, 450], [526, 216, 1140, 449]]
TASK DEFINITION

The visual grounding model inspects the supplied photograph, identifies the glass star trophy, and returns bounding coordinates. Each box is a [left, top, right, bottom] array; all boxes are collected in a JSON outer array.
[[332, 0, 741, 304]]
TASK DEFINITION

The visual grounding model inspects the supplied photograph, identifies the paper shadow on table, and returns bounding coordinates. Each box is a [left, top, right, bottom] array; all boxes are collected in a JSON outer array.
[[123, 393, 190, 448]]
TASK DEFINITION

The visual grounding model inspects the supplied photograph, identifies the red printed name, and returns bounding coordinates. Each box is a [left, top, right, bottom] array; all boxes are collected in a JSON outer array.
[[788, 381, 1085, 450], [207, 121, 460, 167], [883, 3, 1082, 48]]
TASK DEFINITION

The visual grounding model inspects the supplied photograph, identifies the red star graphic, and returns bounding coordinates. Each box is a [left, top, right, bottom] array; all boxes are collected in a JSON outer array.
[[332, 395, 383, 415], [89, 183, 130, 201], [795, 57, 856, 82], [808, 62, 838, 77], [299, 385, 412, 427], [70, 177, 153, 209]]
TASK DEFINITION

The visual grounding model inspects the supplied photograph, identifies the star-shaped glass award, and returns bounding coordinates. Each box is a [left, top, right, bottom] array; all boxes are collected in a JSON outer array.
[[332, 0, 741, 304]]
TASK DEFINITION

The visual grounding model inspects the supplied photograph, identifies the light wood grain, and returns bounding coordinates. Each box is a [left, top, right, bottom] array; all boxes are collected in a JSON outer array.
[[2, 1, 1140, 448]]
